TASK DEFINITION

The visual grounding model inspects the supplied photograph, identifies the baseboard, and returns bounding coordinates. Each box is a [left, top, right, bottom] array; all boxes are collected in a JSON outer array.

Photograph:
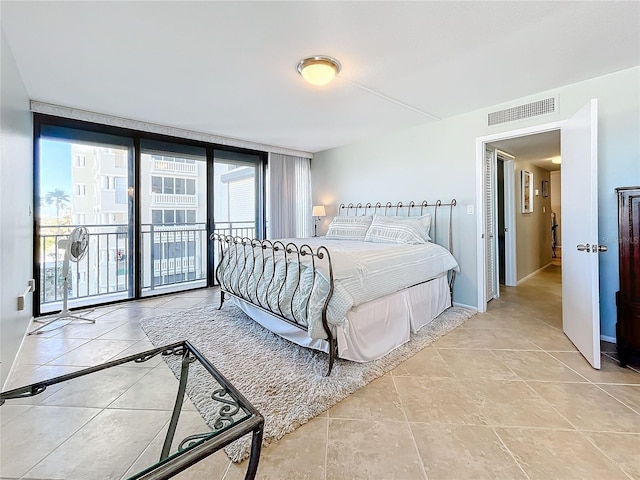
[[517, 264, 552, 285], [2, 315, 34, 391], [600, 334, 616, 344], [453, 302, 477, 312]]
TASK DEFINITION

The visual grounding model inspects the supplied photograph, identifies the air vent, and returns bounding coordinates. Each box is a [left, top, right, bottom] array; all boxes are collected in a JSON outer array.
[[488, 97, 556, 126]]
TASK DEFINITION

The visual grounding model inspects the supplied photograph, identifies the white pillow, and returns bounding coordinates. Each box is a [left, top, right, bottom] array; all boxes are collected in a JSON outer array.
[[364, 215, 428, 244], [416, 213, 432, 241], [326, 215, 373, 241]]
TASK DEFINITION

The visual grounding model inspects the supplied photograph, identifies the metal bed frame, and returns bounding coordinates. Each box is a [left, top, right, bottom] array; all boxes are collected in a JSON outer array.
[[211, 199, 457, 376]]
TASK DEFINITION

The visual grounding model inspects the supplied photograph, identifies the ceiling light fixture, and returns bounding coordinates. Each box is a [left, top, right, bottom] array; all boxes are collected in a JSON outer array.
[[551, 157, 562, 164], [296, 56, 341, 86]]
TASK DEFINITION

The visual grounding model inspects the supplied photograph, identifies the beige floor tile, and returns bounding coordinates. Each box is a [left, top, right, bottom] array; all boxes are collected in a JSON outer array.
[[247, 416, 327, 480], [4, 364, 85, 393], [108, 365, 195, 411], [172, 451, 233, 480], [37, 366, 151, 408], [326, 418, 425, 480], [462, 379, 574, 429], [491, 350, 588, 382], [105, 339, 164, 367], [550, 351, 640, 384], [437, 349, 519, 380], [329, 375, 405, 421], [158, 296, 209, 310], [519, 324, 579, 351], [98, 321, 149, 340], [0, 404, 32, 426], [496, 428, 630, 480], [599, 384, 640, 412], [394, 376, 486, 425], [529, 381, 640, 433], [46, 338, 137, 366], [0, 405, 100, 478], [584, 432, 640, 479], [123, 410, 223, 479], [14, 337, 90, 365], [24, 409, 169, 480], [40, 318, 126, 339], [391, 347, 455, 378], [410, 423, 527, 480], [431, 327, 540, 350]]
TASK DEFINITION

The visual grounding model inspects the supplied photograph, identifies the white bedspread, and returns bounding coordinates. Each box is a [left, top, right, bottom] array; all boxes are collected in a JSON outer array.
[[217, 237, 459, 339]]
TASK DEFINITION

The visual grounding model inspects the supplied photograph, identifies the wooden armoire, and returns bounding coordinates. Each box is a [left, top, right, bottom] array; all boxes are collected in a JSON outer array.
[[615, 186, 640, 367]]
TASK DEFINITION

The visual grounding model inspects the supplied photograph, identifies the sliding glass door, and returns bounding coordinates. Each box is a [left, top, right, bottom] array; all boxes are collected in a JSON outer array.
[[34, 115, 267, 312], [139, 140, 208, 297], [36, 126, 134, 315], [212, 149, 263, 239]]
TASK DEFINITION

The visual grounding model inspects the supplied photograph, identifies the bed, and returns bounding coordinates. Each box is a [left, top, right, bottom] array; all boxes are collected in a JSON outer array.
[[210, 200, 458, 375]]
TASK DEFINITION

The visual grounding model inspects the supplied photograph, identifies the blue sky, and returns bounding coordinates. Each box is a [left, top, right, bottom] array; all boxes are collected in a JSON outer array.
[[39, 139, 71, 216]]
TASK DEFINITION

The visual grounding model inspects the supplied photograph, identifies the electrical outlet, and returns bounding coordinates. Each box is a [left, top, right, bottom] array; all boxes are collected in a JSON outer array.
[[17, 295, 25, 311], [28, 279, 35, 292]]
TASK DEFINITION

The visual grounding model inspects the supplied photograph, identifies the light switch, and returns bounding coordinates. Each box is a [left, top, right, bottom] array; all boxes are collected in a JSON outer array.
[[467, 205, 474, 215]]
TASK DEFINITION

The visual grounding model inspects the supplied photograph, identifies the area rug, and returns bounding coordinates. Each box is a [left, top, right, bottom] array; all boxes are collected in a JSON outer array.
[[140, 303, 474, 463]]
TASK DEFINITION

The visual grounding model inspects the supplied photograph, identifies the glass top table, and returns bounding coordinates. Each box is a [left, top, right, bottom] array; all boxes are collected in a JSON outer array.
[[0, 340, 264, 480]]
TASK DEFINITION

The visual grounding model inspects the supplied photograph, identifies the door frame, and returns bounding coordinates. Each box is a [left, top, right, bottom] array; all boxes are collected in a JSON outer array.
[[475, 121, 563, 312], [496, 149, 517, 287]]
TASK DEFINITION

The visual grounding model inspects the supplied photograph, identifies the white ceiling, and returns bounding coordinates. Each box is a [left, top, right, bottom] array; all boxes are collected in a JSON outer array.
[[2, 1, 638, 154]]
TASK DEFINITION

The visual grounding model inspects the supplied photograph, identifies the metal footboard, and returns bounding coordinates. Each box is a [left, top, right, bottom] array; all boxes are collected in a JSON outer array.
[[210, 234, 338, 375]]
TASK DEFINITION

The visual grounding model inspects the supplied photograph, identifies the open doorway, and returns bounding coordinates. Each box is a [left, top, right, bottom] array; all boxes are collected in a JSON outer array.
[[487, 130, 561, 292]]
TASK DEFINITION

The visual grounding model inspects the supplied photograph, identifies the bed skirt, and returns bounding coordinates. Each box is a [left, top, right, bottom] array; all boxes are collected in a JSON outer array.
[[230, 273, 451, 363]]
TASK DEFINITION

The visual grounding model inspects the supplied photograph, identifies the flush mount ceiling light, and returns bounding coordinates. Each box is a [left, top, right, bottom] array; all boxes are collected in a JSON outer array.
[[296, 56, 341, 86], [551, 157, 562, 164]]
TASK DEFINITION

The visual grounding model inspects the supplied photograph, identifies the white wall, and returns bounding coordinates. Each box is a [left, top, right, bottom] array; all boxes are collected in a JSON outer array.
[[1, 28, 34, 387], [312, 66, 640, 339]]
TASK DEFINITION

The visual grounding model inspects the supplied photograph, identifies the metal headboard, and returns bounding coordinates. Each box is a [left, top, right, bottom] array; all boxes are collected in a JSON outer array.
[[337, 200, 457, 254]]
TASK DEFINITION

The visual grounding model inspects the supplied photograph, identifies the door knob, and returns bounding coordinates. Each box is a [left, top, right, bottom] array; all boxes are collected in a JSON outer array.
[[577, 244, 591, 252], [596, 245, 608, 253]]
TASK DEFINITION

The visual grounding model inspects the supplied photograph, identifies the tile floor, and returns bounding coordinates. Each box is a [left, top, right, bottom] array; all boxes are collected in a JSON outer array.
[[1, 265, 639, 479]]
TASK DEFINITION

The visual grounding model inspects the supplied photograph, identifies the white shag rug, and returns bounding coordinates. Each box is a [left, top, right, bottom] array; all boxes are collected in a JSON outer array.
[[140, 303, 474, 463]]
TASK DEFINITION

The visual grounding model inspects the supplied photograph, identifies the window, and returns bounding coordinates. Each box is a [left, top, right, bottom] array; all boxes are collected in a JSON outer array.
[[74, 154, 86, 167], [176, 210, 185, 224], [73, 213, 86, 224], [74, 184, 86, 196], [163, 177, 174, 194], [186, 210, 196, 223], [175, 178, 186, 195], [152, 210, 163, 224], [164, 210, 175, 224], [186, 179, 196, 195], [115, 177, 127, 204], [151, 176, 162, 194]]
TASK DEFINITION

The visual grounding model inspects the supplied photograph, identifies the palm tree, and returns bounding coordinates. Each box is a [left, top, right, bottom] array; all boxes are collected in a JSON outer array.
[[45, 189, 70, 224]]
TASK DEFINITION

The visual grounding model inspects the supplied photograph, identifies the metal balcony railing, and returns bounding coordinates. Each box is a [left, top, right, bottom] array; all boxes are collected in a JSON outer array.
[[38, 220, 258, 311], [152, 160, 197, 175]]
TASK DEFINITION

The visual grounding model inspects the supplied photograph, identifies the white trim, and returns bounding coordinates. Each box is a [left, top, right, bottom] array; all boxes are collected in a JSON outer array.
[[2, 316, 34, 391], [517, 263, 554, 285], [476, 120, 564, 312], [600, 335, 616, 343], [30, 101, 314, 159], [498, 153, 517, 286], [452, 302, 478, 312]]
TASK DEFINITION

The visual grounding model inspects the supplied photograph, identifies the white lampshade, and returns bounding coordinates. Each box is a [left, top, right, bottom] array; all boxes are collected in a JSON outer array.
[[297, 56, 341, 86], [312, 205, 326, 217]]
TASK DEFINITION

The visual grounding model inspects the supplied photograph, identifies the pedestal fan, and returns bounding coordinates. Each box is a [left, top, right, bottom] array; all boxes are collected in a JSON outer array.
[[29, 226, 95, 335]]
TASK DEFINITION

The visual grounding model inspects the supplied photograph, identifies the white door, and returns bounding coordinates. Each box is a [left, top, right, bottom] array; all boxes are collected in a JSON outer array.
[[561, 99, 601, 369], [484, 148, 499, 300]]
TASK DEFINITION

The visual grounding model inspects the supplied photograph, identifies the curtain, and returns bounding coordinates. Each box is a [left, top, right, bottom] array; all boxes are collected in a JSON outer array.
[[268, 153, 312, 239]]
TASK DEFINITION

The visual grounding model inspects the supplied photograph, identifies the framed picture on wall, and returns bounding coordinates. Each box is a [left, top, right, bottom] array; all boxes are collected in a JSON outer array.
[[542, 180, 549, 198], [521, 170, 533, 213]]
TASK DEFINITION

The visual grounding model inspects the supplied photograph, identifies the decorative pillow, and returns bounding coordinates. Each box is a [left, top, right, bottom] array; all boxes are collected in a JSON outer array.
[[364, 214, 428, 244], [416, 213, 432, 241], [326, 215, 373, 241]]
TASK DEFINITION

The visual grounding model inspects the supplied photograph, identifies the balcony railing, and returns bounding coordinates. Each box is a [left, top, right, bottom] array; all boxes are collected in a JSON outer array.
[[151, 193, 197, 206], [152, 160, 197, 175], [38, 220, 258, 312], [38, 224, 131, 312]]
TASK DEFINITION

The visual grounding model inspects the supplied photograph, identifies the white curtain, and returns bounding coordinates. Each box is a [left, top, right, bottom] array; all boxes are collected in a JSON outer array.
[[268, 153, 312, 239]]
